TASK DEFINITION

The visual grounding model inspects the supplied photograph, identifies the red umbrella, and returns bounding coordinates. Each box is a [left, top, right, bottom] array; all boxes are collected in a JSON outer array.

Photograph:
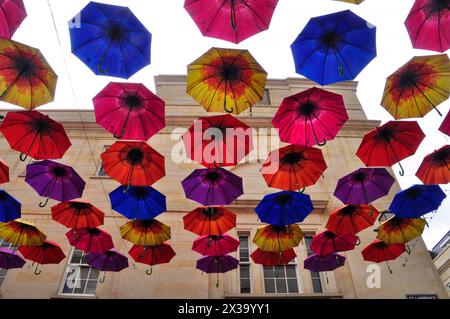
[[182, 114, 253, 168], [183, 207, 236, 236], [18, 240, 66, 275], [0, 111, 71, 161], [362, 239, 406, 273], [250, 248, 296, 266], [51, 200, 105, 229], [416, 145, 450, 185], [0, 159, 9, 184], [326, 204, 380, 235], [356, 121, 425, 176], [439, 111, 450, 136], [129, 243, 176, 275], [0, 0, 27, 39], [192, 234, 239, 256], [66, 228, 113, 254], [310, 230, 359, 256]]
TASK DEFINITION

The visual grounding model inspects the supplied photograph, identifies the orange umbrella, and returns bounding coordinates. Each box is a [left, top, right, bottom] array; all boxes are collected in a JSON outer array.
[[416, 145, 449, 185], [326, 205, 380, 235], [183, 206, 236, 236]]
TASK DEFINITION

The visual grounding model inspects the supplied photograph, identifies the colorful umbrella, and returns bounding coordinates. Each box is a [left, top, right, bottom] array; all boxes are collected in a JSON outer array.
[[334, 168, 395, 205], [260, 145, 327, 192], [69, 2, 151, 79], [192, 234, 239, 256], [66, 228, 113, 254], [255, 191, 314, 226], [101, 141, 165, 188], [182, 114, 253, 168], [253, 224, 304, 252], [184, 0, 279, 44], [51, 200, 104, 229], [362, 240, 406, 273], [416, 145, 450, 185], [310, 230, 359, 256], [120, 219, 171, 247], [196, 255, 239, 287], [377, 216, 426, 246], [250, 248, 296, 266], [356, 121, 425, 176], [0, 247, 25, 269], [183, 206, 236, 236], [439, 110, 450, 136], [182, 167, 243, 206], [0, 219, 46, 246], [25, 160, 86, 207], [93, 82, 165, 140], [389, 184, 446, 218], [0, 159, 9, 184], [0, 39, 57, 109], [0, 0, 27, 39], [129, 243, 176, 275], [18, 240, 65, 275], [86, 249, 129, 283], [381, 54, 450, 119], [272, 87, 348, 147], [0, 189, 20, 223], [303, 253, 346, 272], [0, 111, 71, 161], [326, 204, 380, 235], [405, 0, 449, 52], [187, 47, 267, 114], [291, 10, 376, 86]]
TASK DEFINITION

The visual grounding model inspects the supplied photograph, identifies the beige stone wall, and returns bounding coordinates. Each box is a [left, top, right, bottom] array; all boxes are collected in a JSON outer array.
[[434, 245, 450, 297]]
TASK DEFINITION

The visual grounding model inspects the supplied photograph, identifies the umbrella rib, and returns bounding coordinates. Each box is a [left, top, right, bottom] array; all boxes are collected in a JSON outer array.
[[206, 78, 225, 112], [239, 0, 271, 29], [203, 0, 229, 34]]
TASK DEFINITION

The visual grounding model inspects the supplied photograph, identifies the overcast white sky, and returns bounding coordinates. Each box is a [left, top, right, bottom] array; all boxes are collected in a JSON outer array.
[[1, 0, 449, 249]]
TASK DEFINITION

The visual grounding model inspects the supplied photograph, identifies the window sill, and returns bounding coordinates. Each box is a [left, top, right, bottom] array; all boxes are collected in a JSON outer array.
[[90, 176, 111, 180], [224, 293, 343, 299], [51, 294, 98, 300]]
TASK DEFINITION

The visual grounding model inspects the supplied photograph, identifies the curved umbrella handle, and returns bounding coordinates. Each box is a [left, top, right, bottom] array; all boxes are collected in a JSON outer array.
[[398, 162, 405, 176], [355, 236, 361, 246], [19, 152, 29, 162], [224, 103, 234, 114], [405, 244, 411, 255], [99, 272, 106, 284], [34, 266, 42, 275], [39, 197, 50, 208], [113, 129, 125, 139], [146, 267, 153, 276], [297, 185, 306, 193], [387, 264, 393, 274]]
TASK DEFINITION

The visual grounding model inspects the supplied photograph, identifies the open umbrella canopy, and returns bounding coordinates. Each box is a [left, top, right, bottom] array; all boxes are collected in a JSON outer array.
[[310, 230, 358, 256], [416, 145, 450, 185], [120, 219, 171, 247], [303, 253, 346, 272], [66, 227, 114, 254], [0, 111, 71, 161], [129, 243, 176, 266], [0, 189, 20, 223], [0, 219, 46, 246], [253, 224, 304, 252], [334, 168, 395, 205], [439, 111, 450, 136], [187, 47, 267, 114], [272, 87, 348, 147], [326, 204, 380, 235], [182, 167, 243, 206], [101, 141, 165, 188], [405, 0, 450, 52], [183, 206, 236, 236], [255, 191, 314, 226], [93, 82, 165, 140], [381, 54, 450, 119], [69, 1, 151, 79], [196, 255, 239, 273], [389, 184, 446, 218], [362, 239, 406, 263], [0, 0, 27, 39], [51, 200, 104, 229], [334, 0, 365, 3], [86, 249, 129, 272], [260, 145, 327, 192], [18, 240, 65, 265], [291, 10, 376, 86], [0, 39, 57, 110], [0, 159, 9, 184], [192, 234, 239, 256], [184, 0, 279, 44], [250, 248, 296, 266], [0, 247, 25, 269], [182, 114, 253, 168], [377, 216, 426, 245]]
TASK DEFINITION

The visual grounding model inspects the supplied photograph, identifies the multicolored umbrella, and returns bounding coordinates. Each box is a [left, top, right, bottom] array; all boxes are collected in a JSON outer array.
[[182, 114, 253, 168], [255, 191, 314, 226], [0, 159, 9, 184], [377, 216, 426, 246], [0, 111, 71, 161], [381, 54, 450, 119], [93, 82, 165, 140], [439, 111, 450, 136], [362, 240, 406, 273], [405, 0, 449, 53], [0, 0, 27, 39], [187, 47, 267, 114], [310, 230, 358, 256], [389, 184, 446, 218], [86, 249, 129, 283], [291, 10, 376, 86], [18, 240, 65, 275], [416, 145, 450, 185], [66, 228, 113, 254], [356, 121, 425, 176], [260, 145, 327, 192], [182, 167, 243, 206], [0, 189, 20, 223], [272, 87, 348, 147], [69, 2, 151, 79], [183, 207, 236, 236], [184, 0, 279, 44], [120, 219, 171, 247], [101, 141, 165, 188], [51, 201, 104, 229], [326, 204, 380, 235], [0, 247, 25, 269], [303, 253, 346, 272], [253, 224, 304, 252], [334, 168, 395, 205], [0, 39, 57, 109], [196, 255, 239, 287], [128, 243, 176, 275], [109, 186, 166, 220], [25, 160, 86, 207], [250, 248, 297, 266], [0, 219, 46, 246], [192, 234, 239, 256]]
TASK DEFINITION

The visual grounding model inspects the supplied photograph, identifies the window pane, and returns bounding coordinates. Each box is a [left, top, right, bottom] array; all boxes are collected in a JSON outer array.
[[74, 279, 87, 294], [275, 279, 287, 293], [79, 267, 91, 280], [264, 279, 275, 293], [240, 279, 250, 294], [240, 265, 250, 279], [263, 266, 274, 278], [85, 280, 98, 295], [274, 266, 285, 278], [240, 250, 249, 262], [71, 250, 83, 264], [239, 236, 248, 247], [312, 278, 323, 293], [286, 265, 297, 278], [238, 235, 251, 294], [89, 268, 100, 280], [287, 279, 299, 293]]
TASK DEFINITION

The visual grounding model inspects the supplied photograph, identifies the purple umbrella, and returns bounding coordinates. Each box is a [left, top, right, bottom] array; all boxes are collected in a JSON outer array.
[[25, 160, 86, 208], [86, 249, 129, 283], [303, 253, 346, 272], [0, 248, 26, 269], [334, 168, 395, 205], [182, 168, 243, 206], [196, 255, 239, 287]]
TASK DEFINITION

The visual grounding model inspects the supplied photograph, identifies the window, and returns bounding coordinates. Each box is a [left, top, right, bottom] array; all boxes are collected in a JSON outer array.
[[263, 263, 299, 294], [255, 89, 271, 106], [305, 236, 323, 293], [238, 235, 251, 293], [0, 239, 17, 288], [59, 248, 99, 296], [95, 146, 110, 176]]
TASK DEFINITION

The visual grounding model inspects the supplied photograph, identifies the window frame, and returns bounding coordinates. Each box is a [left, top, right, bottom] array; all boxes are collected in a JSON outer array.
[[0, 239, 17, 288], [304, 235, 325, 293], [94, 145, 110, 177], [262, 259, 301, 294], [238, 233, 252, 294], [255, 89, 272, 106]]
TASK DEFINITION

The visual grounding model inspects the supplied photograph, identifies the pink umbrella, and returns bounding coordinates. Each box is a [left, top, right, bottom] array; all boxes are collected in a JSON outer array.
[[0, 0, 27, 39], [192, 234, 239, 256]]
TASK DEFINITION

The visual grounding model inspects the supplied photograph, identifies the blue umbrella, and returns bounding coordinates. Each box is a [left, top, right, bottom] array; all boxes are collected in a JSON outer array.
[[255, 191, 314, 226], [291, 10, 376, 86], [389, 184, 446, 218], [0, 189, 21, 222], [69, 2, 151, 79], [109, 186, 166, 220]]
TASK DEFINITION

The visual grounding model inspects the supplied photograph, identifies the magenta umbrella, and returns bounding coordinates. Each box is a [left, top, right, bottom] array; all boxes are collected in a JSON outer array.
[[93, 82, 165, 140], [192, 234, 240, 256], [0, 0, 27, 39], [0, 247, 26, 269]]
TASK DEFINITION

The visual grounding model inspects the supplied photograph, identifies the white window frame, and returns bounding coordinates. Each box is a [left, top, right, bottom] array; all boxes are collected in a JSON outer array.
[[262, 259, 301, 294], [304, 235, 325, 293], [238, 233, 252, 294]]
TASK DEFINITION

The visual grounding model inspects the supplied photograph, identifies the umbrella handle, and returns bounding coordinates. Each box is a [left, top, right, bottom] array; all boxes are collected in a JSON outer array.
[[39, 197, 50, 208], [19, 152, 29, 162], [34, 266, 42, 275], [297, 185, 305, 193], [405, 244, 411, 254], [146, 267, 153, 276], [387, 264, 393, 274], [99, 272, 106, 284], [113, 129, 125, 139], [216, 273, 220, 288], [224, 103, 234, 114], [355, 236, 361, 246], [398, 162, 405, 176]]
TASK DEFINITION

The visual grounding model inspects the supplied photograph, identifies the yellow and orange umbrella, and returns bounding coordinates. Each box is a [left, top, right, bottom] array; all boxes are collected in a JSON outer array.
[[253, 224, 304, 252], [377, 216, 426, 247], [187, 47, 267, 115], [0, 219, 46, 246], [120, 219, 171, 247]]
